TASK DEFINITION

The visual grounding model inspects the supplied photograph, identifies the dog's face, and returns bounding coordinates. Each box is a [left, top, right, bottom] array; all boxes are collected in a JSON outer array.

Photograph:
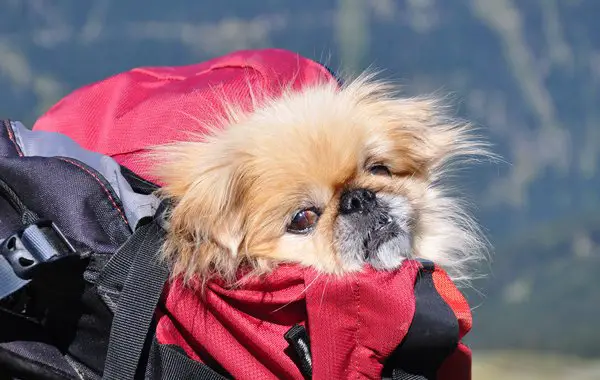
[[154, 76, 488, 283], [232, 108, 429, 274]]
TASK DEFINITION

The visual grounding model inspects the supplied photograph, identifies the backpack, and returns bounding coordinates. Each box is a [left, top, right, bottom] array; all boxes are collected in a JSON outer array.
[[0, 49, 473, 380]]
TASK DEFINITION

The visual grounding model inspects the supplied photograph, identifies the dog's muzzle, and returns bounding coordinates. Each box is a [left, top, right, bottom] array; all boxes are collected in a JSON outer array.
[[339, 188, 403, 259]]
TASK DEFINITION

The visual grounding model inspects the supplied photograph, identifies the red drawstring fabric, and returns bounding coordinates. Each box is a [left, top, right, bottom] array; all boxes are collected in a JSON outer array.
[[156, 261, 422, 379]]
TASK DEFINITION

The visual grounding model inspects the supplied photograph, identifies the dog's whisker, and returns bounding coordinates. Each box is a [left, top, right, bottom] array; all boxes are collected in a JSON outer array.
[[318, 276, 331, 314], [270, 273, 322, 314], [177, 110, 204, 127]]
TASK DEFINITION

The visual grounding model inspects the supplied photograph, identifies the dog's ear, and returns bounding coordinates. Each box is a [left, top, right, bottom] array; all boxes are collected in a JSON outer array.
[[344, 75, 489, 179], [149, 139, 245, 283], [153, 139, 241, 216], [384, 96, 488, 180]]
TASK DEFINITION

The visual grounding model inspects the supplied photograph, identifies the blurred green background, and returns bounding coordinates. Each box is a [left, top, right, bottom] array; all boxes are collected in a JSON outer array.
[[1, 0, 599, 378]]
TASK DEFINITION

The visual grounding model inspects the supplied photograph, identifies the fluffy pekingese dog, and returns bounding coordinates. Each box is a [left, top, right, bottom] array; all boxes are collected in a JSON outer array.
[[151, 73, 491, 286]]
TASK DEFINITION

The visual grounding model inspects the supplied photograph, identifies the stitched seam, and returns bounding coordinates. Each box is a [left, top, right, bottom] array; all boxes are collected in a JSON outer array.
[[4, 120, 24, 157], [353, 278, 361, 379], [57, 157, 129, 226]]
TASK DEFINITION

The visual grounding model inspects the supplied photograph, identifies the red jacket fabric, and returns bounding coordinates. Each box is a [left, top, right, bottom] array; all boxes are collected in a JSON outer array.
[[33, 49, 472, 379]]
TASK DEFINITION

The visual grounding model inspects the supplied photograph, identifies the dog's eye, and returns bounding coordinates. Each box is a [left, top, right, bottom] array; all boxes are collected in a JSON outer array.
[[287, 208, 320, 234], [368, 164, 392, 177]]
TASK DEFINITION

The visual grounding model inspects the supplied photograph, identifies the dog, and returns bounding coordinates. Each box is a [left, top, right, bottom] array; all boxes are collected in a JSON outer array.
[[150, 73, 491, 287]]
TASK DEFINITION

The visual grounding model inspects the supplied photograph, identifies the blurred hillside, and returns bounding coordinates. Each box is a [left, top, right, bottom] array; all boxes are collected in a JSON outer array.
[[473, 350, 600, 380], [1, 0, 599, 361]]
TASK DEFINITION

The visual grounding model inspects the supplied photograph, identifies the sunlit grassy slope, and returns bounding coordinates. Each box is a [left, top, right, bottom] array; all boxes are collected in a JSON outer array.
[[473, 350, 600, 379]]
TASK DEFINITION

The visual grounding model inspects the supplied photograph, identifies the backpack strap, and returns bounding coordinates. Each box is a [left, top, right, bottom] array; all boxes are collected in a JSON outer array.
[[101, 211, 169, 380], [101, 202, 228, 380], [146, 339, 229, 380], [382, 260, 461, 380]]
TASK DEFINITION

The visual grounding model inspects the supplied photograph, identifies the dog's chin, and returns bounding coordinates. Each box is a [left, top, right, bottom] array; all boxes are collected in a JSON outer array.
[[335, 193, 414, 272], [339, 226, 413, 272]]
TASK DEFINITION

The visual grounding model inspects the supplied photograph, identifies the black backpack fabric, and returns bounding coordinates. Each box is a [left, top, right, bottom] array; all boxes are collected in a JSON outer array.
[[0, 119, 203, 380]]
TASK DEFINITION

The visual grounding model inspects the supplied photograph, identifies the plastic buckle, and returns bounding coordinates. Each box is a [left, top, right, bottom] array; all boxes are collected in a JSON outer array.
[[0, 220, 77, 280]]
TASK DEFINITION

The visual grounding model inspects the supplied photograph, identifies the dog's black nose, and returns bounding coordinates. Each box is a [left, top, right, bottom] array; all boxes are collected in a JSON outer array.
[[339, 188, 376, 214]]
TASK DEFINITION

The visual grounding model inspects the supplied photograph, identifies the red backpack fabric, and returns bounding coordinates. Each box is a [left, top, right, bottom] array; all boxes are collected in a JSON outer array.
[[33, 49, 473, 379], [34, 49, 336, 186], [157, 261, 472, 380]]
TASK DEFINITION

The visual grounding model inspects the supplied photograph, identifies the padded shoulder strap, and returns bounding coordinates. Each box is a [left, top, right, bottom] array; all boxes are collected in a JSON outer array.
[[102, 216, 169, 380]]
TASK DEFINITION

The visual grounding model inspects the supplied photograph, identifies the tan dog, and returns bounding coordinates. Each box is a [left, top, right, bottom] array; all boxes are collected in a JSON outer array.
[[151, 73, 492, 287]]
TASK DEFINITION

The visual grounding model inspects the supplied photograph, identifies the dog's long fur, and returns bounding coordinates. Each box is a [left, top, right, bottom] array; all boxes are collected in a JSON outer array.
[[149, 73, 492, 288]]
